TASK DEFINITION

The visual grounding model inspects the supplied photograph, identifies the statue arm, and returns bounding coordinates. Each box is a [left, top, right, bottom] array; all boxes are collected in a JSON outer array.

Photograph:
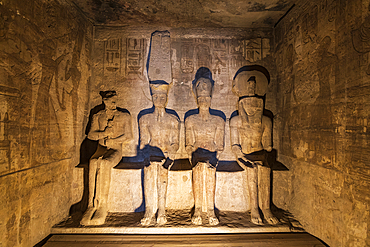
[[230, 117, 250, 164], [87, 114, 109, 141], [107, 114, 133, 144], [169, 119, 180, 154], [262, 116, 272, 152], [185, 119, 195, 157], [139, 116, 150, 150], [230, 117, 243, 157], [214, 119, 225, 152]]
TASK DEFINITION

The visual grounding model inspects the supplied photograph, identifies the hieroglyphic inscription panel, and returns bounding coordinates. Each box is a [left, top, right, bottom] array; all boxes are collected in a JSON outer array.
[[104, 38, 122, 73], [126, 38, 146, 78]]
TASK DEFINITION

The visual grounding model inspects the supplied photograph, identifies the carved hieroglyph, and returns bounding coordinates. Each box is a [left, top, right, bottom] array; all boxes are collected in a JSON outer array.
[[185, 72, 225, 225], [81, 91, 133, 225], [140, 31, 180, 226], [230, 67, 279, 225]]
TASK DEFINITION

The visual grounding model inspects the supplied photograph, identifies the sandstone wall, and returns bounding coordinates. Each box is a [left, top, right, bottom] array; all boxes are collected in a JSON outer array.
[[0, 0, 92, 246], [273, 0, 370, 246]]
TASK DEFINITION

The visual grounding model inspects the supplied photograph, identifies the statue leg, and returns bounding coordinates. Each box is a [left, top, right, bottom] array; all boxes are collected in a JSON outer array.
[[80, 157, 99, 226], [90, 148, 121, 225], [141, 163, 157, 226], [258, 165, 279, 225], [205, 164, 218, 226], [246, 164, 263, 225], [191, 163, 203, 225], [157, 161, 168, 225]]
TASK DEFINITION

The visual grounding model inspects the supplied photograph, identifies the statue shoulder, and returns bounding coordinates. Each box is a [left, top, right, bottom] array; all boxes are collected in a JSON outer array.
[[262, 115, 272, 128], [166, 112, 180, 123], [185, 114, 196, 123], [139, 113, 152, 125], [211, 115, 225, 124], [115, 110, 131, 120], [92, 110, 104, 119], [230, 115, 241, 127]]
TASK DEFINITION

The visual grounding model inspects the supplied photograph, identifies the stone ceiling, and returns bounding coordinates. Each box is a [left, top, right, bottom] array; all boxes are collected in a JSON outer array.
[[71, 0, 296, 28]]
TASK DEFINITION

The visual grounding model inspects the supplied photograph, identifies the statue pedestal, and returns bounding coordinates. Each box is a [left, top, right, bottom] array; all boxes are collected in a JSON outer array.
[[107, 160, 249, 212], [52, 209, 303, 234]]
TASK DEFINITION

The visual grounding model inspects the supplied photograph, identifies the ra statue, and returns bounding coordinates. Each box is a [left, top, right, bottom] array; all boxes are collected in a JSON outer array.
[[81, 91, 133, 225], [230, 68, 279, 225], [139, 82, 180, 226], [185, 69, 225, 226]]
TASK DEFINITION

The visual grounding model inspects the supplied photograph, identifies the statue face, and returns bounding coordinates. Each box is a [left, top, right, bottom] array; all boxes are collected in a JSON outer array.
[[240, 97, 263, 116], [152, 93, 167, 108], [103, 96, 118, 110], [197, 96, 211, 109], [195, 78, 212, 97]]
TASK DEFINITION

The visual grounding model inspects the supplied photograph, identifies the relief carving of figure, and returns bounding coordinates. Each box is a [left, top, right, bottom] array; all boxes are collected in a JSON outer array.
[[230, 68, 279, 225], [185, 68, 225, 226], [139, 82, 180, 226], [81, 91, 133, 225]]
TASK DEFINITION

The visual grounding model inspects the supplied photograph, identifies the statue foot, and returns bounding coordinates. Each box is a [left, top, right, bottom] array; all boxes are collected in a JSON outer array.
[[80, 207, 96, 226], [207, 211, 219, 226], [251, 208, 263, 225], [192, 215, 202, 225], [208, 216, 219, 226], [89, 207, 108, 225], [263, 210, 279, 225], [141, 211, 155, 226], [192, 209, 202, 225], [156, 215, 167, 225]]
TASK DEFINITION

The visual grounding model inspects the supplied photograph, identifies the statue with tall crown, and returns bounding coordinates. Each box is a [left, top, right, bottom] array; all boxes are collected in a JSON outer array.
[[139, 30, 180, 226], [230, 66, 279, 225], [139, 82, 180, 226], [185, 68, 225, 226]]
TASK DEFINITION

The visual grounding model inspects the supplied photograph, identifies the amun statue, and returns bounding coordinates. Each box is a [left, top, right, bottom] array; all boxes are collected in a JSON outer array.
[[139, 82, 180, 226]]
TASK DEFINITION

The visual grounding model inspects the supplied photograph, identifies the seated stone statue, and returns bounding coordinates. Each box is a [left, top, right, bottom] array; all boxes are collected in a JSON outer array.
[[139, 82, 180, 226], [185, 73, 225, 226], [230, 69, 279, 225], [81, 91, 133, 226]]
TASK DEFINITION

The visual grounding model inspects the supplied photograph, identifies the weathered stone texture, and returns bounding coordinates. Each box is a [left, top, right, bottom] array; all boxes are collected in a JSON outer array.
[[273, 0, 370, 246], [0, 0, 92, 245]]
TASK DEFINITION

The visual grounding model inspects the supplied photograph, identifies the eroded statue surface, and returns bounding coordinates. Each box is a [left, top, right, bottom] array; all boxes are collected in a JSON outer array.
[[139, 82, 180, 226], [230, 68, 279, 225], [185, 70, 225, 225], [81, 91, 133, 226]]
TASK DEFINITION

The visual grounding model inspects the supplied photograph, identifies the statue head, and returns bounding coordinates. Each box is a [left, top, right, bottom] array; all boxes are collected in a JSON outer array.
[[100, 90, 117, 110], [239, 96, 263, 117], [193, 77, 213, 109], [232, 65, 269, 97], [150, 82, 169, 108]]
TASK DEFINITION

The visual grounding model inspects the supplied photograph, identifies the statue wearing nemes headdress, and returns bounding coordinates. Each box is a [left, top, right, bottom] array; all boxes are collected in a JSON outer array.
[[230, 67, 279, 225]]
